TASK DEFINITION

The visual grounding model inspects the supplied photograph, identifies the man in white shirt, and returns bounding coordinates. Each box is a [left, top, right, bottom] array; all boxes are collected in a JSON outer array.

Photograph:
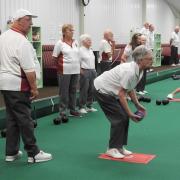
[[99, 29, 115, 73], [0, 9, 52, 163], [140, 22, 149, 36], [94, 45, 153, 159], [136, 35, 148, 95], [170, 26, 180, 66], [139, 22, 150, 47], [148, 24, 155, 50]]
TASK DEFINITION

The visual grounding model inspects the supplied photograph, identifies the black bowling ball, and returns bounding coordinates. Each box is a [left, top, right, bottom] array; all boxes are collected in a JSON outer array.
[[162, 99, 169, 105], [53, 117, 61, 125], [62, 116, 69, 123], [143, 97, 151, 103], [156, 100, 161, 105], [138, 96, 151, 103]]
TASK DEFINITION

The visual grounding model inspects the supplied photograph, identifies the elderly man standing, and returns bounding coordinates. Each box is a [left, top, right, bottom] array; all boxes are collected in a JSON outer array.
[[0, 9, 52, 163], [136, 35, 148, 95], [148, 24, 155, 50], [99, 29, 115, 74], [140, 22, 149, 37], [170, 26, 180, 66], [94, 45, 153, 158]]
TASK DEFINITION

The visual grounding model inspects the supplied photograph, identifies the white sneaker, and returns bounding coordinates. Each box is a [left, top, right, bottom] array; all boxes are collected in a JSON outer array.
[[28, 150, 52, 163], [86, 107, 98, 112], [6, 151, 23, 162], [149, 68, 154, 72], [143, 90, 148, 94], [79, 108, 88, 114], [119, 147, 133, 156], [167, 93, 173, 99], [136, 91, 145, 95], [106, 148, 125, 159], [171, 64, 176, 67], [126, 96, 131, 101]]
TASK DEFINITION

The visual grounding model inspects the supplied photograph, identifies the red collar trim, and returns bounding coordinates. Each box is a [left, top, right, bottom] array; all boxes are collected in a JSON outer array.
[[11, 28, 26, 37], [62, 38, 74, 47]]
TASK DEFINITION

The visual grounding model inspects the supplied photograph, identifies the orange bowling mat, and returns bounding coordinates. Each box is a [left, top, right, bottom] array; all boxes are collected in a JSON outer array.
[[99, 153, 156, 164], [168, 98, 180, 102]]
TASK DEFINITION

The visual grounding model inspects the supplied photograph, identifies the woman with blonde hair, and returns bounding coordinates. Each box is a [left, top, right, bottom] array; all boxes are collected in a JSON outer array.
[[52, 24, 81, 122]]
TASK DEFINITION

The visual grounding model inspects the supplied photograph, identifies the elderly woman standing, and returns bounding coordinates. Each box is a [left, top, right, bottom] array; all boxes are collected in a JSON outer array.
[[52, 24, 81, 122], [79, 34, 97, 114]]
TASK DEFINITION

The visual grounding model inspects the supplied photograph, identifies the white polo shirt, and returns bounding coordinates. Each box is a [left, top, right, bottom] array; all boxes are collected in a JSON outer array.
[[52, 39, 80, 74], [148, 31, 154, 50], [94, 61, 143, 97], [140, 27, 149, 37], [79, 46, 95, 69], [99, 39, 112, 62], [0, 29, 37, 91], [171, 31, 180, 47], [123, 45, 134, 63], [140, 27, 150, 47]]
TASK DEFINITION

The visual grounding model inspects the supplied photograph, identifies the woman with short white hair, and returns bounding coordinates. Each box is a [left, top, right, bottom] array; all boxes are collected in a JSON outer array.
[[93, 45, 153, 158], [79, 34, 97, 113]]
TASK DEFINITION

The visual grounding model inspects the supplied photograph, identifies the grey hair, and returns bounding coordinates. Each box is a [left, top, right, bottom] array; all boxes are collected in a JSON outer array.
[[80, 34, 91, 45], [132, 45, 152, 62], [104, 29, 113, 35]]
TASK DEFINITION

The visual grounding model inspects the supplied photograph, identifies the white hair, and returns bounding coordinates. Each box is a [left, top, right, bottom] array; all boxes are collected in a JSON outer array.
[[132, 45, 152, 62], [175, 26, 180, 30], [80, 34, 91, 44]]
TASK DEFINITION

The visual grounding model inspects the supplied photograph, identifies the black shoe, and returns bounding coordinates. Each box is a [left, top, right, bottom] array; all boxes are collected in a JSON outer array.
[[69, 111, 82, 117], [61, 116, 69, 123]]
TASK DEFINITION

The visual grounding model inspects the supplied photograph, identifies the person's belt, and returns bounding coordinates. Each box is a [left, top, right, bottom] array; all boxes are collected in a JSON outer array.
[[81, 68, 95, 70], [101, 59, 112, 62]]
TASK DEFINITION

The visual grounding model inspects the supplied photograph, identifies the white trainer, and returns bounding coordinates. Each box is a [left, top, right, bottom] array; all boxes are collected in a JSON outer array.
[[79, 108, 88, 114], [119, 147, 133, 156], [86, 107, 98, 112], [143, 90, 148, 94], [149, 68, 154, 72], [106, 148, 125, 159], [136, 91, 145, 95], [167, 93, 173, 99], [28, 150, 52, 163], [6, 151, 23, 162], [126, 95, 131, 101]]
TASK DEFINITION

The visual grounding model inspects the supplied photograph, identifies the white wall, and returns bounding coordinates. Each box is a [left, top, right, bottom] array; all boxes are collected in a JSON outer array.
[[84, 0, 176, 49], [0, 0, 80, 44], [0, 0, 177, 46], [146, 0, 176, 43], [84, 0, 143, 50]]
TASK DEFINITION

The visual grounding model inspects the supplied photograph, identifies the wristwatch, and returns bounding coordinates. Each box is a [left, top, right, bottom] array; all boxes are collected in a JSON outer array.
[[82, 0, 90, 6]]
